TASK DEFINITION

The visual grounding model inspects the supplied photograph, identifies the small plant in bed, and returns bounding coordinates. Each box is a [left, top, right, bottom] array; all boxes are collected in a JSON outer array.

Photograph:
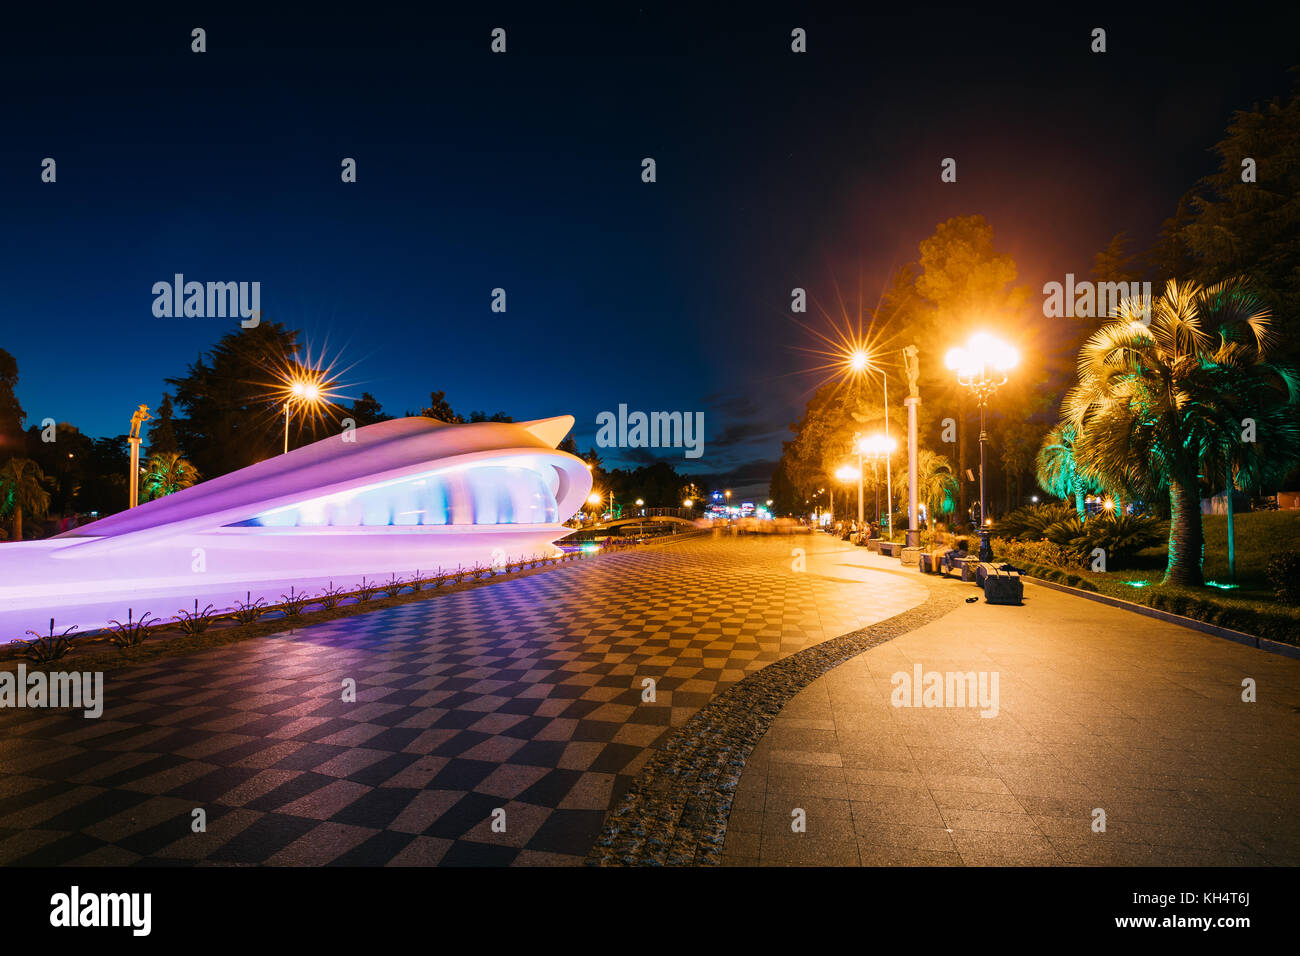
[[107, 609, 160, 649], [317, 581, 349, 610], [18, 618, 77, 663], [279, 586, 312, 618], [175, 600, 219, 637], [232, 592, 270, 625]]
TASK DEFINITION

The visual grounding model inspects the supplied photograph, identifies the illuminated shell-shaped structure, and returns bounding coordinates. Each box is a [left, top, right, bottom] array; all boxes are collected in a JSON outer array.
[[0, 416, 592, 635]]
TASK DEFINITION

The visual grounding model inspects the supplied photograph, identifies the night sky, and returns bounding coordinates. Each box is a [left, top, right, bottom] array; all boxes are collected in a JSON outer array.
[[2, 4, 1295, 495]]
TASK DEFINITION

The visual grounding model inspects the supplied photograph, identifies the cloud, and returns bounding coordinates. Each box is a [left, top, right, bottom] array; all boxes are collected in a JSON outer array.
[[708, 420, 783, 449], [701, 391, 761, 419]]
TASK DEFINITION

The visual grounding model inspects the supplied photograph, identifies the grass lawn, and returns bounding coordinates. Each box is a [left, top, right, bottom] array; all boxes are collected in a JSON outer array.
[[1019, 511, 1300, 644]]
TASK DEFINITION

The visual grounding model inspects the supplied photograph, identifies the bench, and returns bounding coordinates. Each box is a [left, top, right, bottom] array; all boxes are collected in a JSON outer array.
[[937, 551, 968, 577], [981, 565, 1024, 605], [877, 541, 902, 558], [920, 548, 954, 573]]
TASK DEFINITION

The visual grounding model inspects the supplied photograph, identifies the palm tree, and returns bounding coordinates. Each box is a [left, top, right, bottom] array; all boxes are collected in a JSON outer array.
[[140, 452, 201, 501], [0, 458, 52, 541], [1064, 277, 1300, 587], [901, 449, 959, 537], [1035, 423, 1099, 520]]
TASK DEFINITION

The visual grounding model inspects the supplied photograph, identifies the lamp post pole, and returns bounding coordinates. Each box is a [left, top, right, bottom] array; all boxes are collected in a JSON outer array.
[[947, 334, 1016, 564], [978, 401, 989, 559], [883, 370, 893, 539], [873, 458, 880, 525], [856, 435, 865, 525]]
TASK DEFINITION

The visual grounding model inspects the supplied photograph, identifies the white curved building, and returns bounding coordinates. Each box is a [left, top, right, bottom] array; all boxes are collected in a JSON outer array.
[[0, 416, 592, 637]]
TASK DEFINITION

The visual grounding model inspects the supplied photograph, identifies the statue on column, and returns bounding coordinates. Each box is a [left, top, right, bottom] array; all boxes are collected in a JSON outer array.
[[903, 345, 920, 399], [129, 404, 153, 440]]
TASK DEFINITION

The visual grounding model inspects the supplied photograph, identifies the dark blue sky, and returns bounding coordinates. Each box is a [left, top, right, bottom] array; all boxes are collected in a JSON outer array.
[[2, 4, 1295, 494]]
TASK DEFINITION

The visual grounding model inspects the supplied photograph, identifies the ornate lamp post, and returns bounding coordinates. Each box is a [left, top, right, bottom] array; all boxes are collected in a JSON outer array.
[[834, 464, 860, 526], [945, 332, 1018, 562], [852, 432, 866, 524], [845, 348, 899, 534], [859, 434, 897, 534]]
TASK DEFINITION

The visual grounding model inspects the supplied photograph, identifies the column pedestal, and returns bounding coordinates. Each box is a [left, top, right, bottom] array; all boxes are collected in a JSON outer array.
[[904, 396, 920, 547]]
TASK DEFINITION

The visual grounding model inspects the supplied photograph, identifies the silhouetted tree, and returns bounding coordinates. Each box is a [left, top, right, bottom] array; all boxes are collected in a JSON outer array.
[[168, 322, 307, 478], [0, 348, 27, 464], [146, 393, 180, 457]]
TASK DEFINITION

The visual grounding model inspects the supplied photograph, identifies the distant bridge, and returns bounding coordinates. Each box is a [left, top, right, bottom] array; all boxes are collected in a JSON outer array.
[[577, 508, 699, 533]]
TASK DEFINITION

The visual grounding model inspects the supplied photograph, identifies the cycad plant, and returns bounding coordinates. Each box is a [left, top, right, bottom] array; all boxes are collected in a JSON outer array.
[[1064, 277, 1300, 586]]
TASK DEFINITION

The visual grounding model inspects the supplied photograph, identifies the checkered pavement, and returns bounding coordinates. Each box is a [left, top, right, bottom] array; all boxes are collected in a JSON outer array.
[[0, 534, 928, 866]]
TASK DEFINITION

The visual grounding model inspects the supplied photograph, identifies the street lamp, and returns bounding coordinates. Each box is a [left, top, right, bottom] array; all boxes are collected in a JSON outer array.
[[282, 375, 324, 455], [859, 434, 897, 533], [843, 347, 894, 536], [946, 332, 1018, 562], [834, 464, 859, 525]]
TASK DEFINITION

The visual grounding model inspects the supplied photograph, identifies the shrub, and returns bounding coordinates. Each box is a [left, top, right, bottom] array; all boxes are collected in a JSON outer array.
[[382, 574, 406, 598], [355, 578, 381, 602], [17, 618, 77, 663], [991, 537, 1087, 571], [175, 600, 218, 637], [1267, 550, 1300, 604]]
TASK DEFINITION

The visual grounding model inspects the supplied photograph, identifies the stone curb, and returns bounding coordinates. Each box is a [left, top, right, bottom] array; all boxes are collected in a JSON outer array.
[[1023, 576, 1300, 660]]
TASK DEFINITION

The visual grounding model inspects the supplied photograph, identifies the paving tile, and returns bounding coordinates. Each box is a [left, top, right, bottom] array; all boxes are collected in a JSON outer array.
[[6, 535, 1297, 869]]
